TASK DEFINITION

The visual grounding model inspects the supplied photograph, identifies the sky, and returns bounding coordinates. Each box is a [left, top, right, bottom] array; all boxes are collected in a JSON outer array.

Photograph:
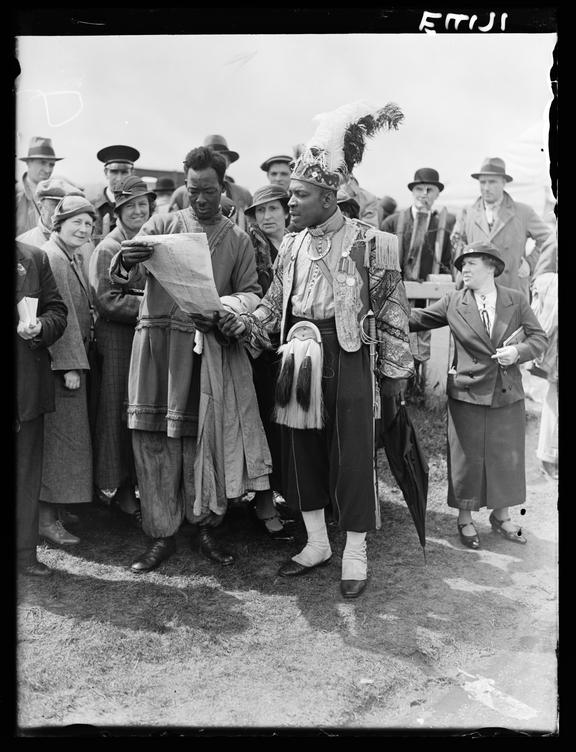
[[14, 31, 556, 213]]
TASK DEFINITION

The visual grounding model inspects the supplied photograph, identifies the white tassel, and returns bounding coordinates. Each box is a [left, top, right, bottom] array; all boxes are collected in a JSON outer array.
[[364, 229, 400, 271]]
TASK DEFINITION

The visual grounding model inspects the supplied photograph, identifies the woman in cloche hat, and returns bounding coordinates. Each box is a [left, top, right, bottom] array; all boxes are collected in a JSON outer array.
[[409, 241, 548, 550], [38, 196, 98, 545], [88, 176, 156, 525]]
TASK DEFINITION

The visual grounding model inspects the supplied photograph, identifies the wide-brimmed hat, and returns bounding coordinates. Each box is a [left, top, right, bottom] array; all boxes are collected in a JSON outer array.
[[155, 176, 176, 193], [113, 175, 156, 211], [407, 167, 444, 192], [51, 195, 97, 230], [260, 154, 293, 172], [454, 241, 505, 277], [19, 136, 64, 162], [97, 144, 140, 167], [471, 157, 513, 182], [203, 135, 239, 163], [35, 178, 84, 201], [245, 185, 289, 216]]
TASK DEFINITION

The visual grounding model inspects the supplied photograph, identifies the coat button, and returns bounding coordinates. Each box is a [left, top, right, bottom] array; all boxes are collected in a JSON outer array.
[[501, 388, 506, 393]]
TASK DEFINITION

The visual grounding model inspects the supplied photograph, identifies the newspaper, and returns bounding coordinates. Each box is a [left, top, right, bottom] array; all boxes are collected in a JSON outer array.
[[17, 296, 38, 326], [130, 233, 225, 316]]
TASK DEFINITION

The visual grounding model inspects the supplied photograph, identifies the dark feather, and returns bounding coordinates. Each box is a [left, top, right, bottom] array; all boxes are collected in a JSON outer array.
[[275, 352, 294, 407], [343, 103, 404, 174], [295, 355, 312, 411]]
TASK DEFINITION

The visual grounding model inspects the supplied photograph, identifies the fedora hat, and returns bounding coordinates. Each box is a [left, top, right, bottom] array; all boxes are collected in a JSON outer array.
[[260, 154, 293, 172], [155, 176, 176, 193], [471, 157, 513, 182], [203, 135, 239, 163], [453, 241, 505, 277], [245, 184, 289, 216], [97, 144, 140, 167], [113, 175, 156, 211], [19, 136, 64, 162], [407, 167, 444, 192]]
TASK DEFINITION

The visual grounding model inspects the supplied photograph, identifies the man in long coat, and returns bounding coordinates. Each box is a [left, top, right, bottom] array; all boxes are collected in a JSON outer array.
[[451, 157, 556, 300], [110, 146, 271, 574]]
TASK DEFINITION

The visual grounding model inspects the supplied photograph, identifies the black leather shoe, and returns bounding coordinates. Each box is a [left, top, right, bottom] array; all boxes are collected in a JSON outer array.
[[18, 560, 53, 578], [489, 512, 527, 544], [457, 521, 480, 549], [278, 555, 332, 577], [130, 537, 176, 573], [340, 579, 367, 599], [199, 527, 235, 566]]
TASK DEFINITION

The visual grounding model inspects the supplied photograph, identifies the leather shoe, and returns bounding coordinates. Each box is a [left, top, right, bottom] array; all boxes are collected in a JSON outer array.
[[130, 536, 176, 573], [340, 579, 367, 599], [39, 520, 80, 545], [489, 512, 527, 544], [457, 521, 480, 549], [198, 527, 234, 566], [278, 555, 332, 577], [18, 559, 53, 578]]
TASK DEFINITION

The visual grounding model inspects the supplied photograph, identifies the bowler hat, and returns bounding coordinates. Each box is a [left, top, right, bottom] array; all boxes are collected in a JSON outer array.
[[51, 195, 97, 231], [35, 178, 84, 201], [203, 135, 239, 163], [155, 176, 176, 193], [407, 167, 444, 192], [260, 154, 293, 172], [471, 157, 513, 182], [245, 185, 289, 216], [113, 175, 156, 211], [453, 241, 505, 277], [97, 144, 140, 166], [19, 136, 64, 162]]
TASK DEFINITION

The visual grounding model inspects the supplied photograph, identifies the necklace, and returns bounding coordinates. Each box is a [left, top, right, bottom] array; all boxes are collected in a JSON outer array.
[[305, 234, 332, 261]]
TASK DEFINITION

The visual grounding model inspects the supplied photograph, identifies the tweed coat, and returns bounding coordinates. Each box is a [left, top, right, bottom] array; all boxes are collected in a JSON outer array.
[[40, 234, 94, 505], [88, 224, 147, 489], [451, 191, 556, 299], [16, 241, 68, 424]]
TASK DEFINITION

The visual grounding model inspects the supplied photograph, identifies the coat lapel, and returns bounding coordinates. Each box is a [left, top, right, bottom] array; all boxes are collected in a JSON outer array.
[[456, 288, 494, 349], [490, 194, 515, 239], [491, 285, 516, 347], [471, 199, 491, 237]]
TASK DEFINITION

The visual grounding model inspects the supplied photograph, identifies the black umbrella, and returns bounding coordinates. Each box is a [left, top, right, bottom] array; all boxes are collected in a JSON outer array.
[[376, 392, 429, 556]]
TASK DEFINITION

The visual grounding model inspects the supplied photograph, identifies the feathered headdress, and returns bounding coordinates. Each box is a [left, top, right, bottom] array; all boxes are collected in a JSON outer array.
[[292, 100, 404, 191]]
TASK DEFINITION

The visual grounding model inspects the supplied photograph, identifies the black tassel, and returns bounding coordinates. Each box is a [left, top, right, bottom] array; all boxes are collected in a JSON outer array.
[[295, 354, 312, 411], [275, 352, 295, 407]]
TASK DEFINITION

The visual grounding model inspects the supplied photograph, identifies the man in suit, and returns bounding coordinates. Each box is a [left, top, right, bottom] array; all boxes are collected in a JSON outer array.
[[16, 137, 64, 236], [382, 167, 456, 402], [16, 241, 68, 577], [450, 157, 556, 301]]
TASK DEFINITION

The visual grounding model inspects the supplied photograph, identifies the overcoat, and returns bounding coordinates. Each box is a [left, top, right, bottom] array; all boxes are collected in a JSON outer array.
[[451, 191, 556, 299], [40, 234, 94, 505]]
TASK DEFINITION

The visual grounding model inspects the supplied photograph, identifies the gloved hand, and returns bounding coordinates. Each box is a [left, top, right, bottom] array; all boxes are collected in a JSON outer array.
[[120, 240, 154, 269]]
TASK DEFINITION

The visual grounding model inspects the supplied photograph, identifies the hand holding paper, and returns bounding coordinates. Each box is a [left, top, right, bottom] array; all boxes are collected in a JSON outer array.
[[127, 233, 225, 318], [120, 239, 155, 269]]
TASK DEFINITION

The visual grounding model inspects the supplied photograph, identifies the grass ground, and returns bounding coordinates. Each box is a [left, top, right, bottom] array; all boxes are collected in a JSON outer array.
[[14, 400, 558, 736]]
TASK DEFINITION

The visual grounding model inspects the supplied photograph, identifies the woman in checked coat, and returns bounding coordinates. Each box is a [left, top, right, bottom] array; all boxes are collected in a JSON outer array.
[[88, 176, 154, 523]]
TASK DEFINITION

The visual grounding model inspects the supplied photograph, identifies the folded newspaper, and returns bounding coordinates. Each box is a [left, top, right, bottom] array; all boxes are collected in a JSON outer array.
[[125, 233, 225, 317]]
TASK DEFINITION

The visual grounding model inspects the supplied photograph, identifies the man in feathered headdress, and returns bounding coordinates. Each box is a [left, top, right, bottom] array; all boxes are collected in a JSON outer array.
[[219, 102, 414, 599]]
